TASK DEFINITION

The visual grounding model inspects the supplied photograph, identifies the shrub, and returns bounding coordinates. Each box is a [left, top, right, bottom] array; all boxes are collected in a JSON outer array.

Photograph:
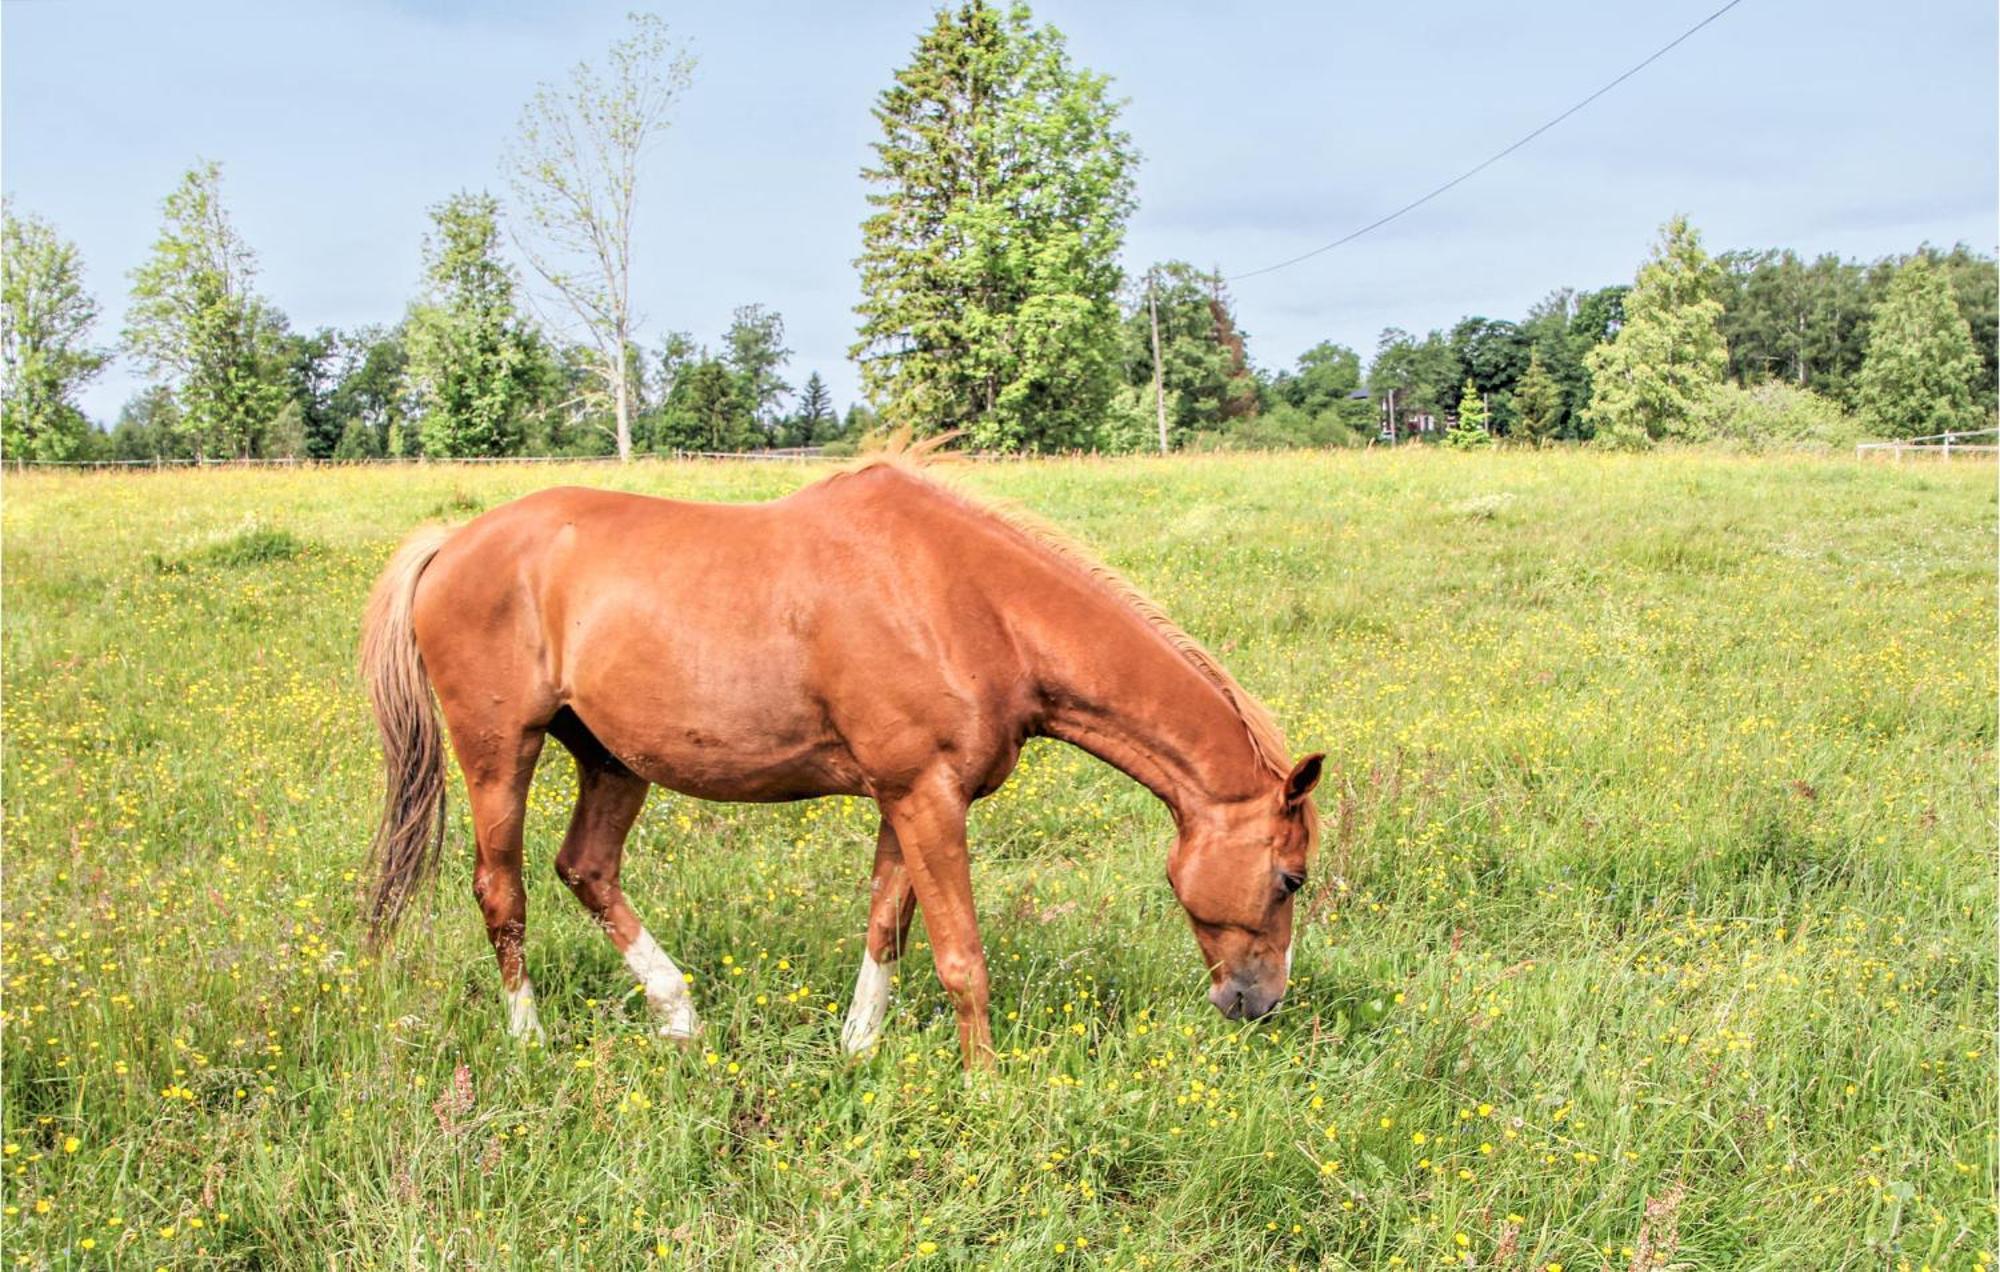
[[1708, 381, 1863, 451], [1188, 404, 1361, 452]]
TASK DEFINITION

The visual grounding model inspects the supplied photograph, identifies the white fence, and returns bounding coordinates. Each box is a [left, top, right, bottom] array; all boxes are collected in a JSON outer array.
[[1855, 428, 1999, 461]]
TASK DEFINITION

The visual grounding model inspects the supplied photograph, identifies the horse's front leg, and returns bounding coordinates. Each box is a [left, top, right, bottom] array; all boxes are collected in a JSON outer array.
[[843, 819, 917, 1054], [880, 779, 994, 1069]]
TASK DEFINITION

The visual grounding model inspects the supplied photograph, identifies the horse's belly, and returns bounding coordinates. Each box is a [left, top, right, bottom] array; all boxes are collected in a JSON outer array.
[[567, 679, 865, 802]]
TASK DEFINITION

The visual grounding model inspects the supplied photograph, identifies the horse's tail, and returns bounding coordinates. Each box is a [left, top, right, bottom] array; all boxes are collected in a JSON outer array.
[[359, 525, 454, 946]]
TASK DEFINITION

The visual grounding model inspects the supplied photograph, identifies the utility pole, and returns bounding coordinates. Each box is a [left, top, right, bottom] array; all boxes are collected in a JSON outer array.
[[1148, 273, 1168, 455]]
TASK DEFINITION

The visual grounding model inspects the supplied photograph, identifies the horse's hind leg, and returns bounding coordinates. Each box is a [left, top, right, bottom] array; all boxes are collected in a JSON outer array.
[[549, 711, 700, 1040], [843, 819, 916, 1054], [454, 727, 548, 1041]]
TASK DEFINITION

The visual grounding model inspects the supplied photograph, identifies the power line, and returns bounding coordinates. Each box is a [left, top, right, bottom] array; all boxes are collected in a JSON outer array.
[[1227, 0, 1750, 283]]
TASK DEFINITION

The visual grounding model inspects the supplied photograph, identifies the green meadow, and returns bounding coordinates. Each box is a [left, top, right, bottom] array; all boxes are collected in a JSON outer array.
[[2, 451, 1993, 1269]]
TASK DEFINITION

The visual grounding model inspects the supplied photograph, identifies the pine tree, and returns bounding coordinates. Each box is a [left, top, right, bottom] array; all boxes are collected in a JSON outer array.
[[1855, 256, 1984, 438], [1446, 378, 1493, 449], [1584, 215, 1729, 448], [852, 2, 1137, 451], [793, 371, 835, 445], [1513, 347, 1563, 445]]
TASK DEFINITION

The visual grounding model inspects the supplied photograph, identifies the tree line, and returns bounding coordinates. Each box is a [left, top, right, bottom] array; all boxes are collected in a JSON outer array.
[[0, 15, 865, 465], [849, 2, 1994, 453], [3, 2, 1994, 462], [2, 173, 866, 464]]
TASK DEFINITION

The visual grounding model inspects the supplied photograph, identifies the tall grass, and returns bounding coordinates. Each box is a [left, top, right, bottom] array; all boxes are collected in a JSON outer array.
[[2, 451, 1992, 1269]]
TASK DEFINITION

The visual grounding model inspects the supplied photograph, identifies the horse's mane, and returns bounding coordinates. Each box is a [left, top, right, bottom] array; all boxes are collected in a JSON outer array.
[[834, 433, 1291, 779]]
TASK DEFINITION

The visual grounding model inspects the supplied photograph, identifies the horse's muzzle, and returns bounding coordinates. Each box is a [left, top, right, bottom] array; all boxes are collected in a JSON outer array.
[[1209, 977, 1283, 1021]]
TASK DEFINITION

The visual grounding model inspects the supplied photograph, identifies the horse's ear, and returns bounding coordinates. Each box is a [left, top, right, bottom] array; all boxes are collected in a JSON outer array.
[[1283, 753, 1325, 806]]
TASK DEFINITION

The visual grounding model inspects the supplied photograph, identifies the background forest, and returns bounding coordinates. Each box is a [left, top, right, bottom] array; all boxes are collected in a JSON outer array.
[[3, 4, 1994, 463]]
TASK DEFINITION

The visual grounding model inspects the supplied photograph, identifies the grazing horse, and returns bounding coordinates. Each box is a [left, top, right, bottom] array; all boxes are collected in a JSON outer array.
[[360, 457, 1322, 1067]]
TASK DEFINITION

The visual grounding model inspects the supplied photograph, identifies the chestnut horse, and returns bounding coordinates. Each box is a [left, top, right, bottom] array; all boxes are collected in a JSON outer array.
[[360, 458, 1322, 1067]]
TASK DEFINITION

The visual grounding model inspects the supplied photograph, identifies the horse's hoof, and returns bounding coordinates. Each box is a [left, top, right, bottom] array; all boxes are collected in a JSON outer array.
[[656, 1014, 702, 1045]]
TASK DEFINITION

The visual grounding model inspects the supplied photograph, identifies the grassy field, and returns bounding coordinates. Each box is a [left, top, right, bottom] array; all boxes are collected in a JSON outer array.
[[2, 450, 1993, 1270]]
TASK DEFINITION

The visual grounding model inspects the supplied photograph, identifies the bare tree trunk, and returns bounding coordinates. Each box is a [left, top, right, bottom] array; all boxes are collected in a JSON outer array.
[[613, 358, 632, 461], [1148, 276, 1167, 454], [608, 342, 632, 462]]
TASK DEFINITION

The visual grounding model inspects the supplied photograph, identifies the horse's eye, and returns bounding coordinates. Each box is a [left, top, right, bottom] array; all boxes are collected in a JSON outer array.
[[1277, 870, 1306, 898]]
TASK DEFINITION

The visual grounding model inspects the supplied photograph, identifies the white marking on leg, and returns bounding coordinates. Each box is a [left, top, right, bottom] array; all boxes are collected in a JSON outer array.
[[626, 928, 700, 1040], [506, 978, 544, 1042], [842, 950, 894, 1054]]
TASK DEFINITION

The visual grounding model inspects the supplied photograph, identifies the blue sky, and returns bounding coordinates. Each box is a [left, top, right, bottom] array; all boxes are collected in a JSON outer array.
[[5, 0, 1994, 427]]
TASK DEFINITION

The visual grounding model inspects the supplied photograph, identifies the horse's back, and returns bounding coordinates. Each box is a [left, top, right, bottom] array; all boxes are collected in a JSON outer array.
[[408, 472, 1035, 801]]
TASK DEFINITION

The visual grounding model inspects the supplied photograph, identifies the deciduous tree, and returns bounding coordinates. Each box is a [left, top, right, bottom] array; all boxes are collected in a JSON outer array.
[[124, 162, 290, 458], [280, 327, 344, 459], [2, 202, 107, 461], [404, 192, 550, 457], [723, 304, 791, 441], [1369, 327, 1461, 431], [328, 325, 410, 458], [507, 13, 695, 461], [655, 354, 755, 452], [105, 386, 186, 461], [1123, 263, 1257, 446]]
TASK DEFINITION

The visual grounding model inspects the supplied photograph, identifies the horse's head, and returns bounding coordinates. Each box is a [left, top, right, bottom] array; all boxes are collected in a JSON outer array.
[[1166, 753, 1324, 1020]]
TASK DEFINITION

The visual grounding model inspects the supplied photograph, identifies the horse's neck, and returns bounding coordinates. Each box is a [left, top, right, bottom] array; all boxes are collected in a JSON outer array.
[[1032, 595, 1272, 821]]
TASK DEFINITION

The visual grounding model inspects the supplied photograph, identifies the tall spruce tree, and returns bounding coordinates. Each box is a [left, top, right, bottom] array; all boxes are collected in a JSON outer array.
[[1855, 256, 1983, 439], [1584, 215, 1728, 448], [1513, 347, 1563, 445], [852, 1, 1137, 451], [793, 371, 835, 444]]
